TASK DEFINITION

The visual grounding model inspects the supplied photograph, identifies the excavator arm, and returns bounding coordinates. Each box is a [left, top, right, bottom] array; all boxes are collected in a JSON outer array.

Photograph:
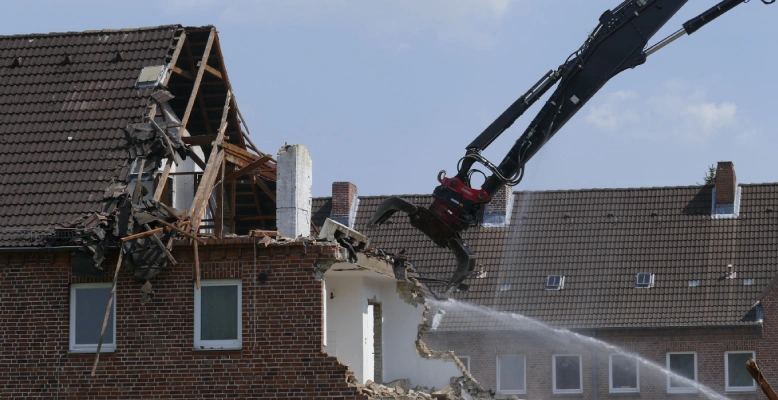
[[370, 0, 774, 292]]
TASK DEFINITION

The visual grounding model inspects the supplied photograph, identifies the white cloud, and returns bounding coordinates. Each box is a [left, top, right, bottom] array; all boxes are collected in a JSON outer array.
[[162, 0, 515, 48], [584, 80, 744, 145]]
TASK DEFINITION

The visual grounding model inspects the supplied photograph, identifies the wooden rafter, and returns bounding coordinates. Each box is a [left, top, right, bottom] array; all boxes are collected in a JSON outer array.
[[201, 63, 223, 79], [169, 65, 195, 81], [182, 135, 219, 147], [189, 90, 231, 233], [162, 30, 187, 86], [153, 28, 216, 202], [250, 184, 266, 230], [184, 37, 214, 136], [222, 154, 272, 184]]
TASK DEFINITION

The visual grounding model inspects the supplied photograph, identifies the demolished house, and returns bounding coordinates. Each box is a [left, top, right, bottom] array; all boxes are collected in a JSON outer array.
[[0, 25, 486, 399], [317, 163, 778, 399]]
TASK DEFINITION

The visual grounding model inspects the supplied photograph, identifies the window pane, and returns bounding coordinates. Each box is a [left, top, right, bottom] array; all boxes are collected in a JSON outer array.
[[728, 353, 754, 388], [201, 285, 238, 340], [75, 287, 113, 345], [556, 356, 581, 390], [612, 355, 637, 389], [669, 354, 695, 388], [499, 356, 525, 392]]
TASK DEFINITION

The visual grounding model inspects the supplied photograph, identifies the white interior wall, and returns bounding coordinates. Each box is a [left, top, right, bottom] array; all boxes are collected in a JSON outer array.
[[324, 270, 461, 389]]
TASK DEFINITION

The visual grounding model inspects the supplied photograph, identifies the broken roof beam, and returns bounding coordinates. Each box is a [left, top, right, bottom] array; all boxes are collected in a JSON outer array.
[[153, 27, 216, 202], [199, 62, 223, 79], [162, 30, 187, 86], [169, 65, 194, 81], [182, 135, 220, 147], [189, 90, 231, 234], [223, 142, 276, 180], [222, 154, 272, 184]]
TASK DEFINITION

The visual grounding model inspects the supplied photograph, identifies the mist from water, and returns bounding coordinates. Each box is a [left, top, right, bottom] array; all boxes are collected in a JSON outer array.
[[429, 299, 733, 400]]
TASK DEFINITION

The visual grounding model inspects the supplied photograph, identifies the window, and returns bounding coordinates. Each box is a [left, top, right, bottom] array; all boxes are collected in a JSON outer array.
[[609, 354, 639, 393], [725, 351, 756, 392], [545, 275, 565, 290], [666, 352, 697, 393], [688, 280, 700, 287], [458, 356, 470, 372], [635, 273, 655, 288], [194, 279, 242, 350], [70, 283, 115, 353], [553, 354, 583, 394], [497, 355, 526, 394]]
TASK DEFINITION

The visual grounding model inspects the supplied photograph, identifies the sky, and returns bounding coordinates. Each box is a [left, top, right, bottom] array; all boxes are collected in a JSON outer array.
[[3, 0, 777, 198]]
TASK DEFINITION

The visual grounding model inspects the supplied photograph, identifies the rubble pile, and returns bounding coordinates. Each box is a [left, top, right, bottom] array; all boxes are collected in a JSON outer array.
[[348, 377, 467, 400]]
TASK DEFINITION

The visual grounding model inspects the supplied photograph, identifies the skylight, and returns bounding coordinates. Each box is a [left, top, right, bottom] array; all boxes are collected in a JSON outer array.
[[744, 279, 756, 286], [545, 275, 565, 290], [688, 280, 700, 287], [635, 273, 655, 289]]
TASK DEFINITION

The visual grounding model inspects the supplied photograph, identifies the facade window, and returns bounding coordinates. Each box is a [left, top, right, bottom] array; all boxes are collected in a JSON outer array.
[[725, 351, 756, 392], [194, 279, 242, 350], [553, 354, 583, 394], [666, 352, 697, 393], [497, 355, 526, 394], [70, 283, 115, 353], [458, 356, 470, 372], [609, 354, 639, 393]]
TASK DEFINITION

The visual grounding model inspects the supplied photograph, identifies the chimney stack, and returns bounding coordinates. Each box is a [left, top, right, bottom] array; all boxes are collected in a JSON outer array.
[[483, 185, 512, 226], [331, 182, 358, 228], [715, 161, 737, 205], [276, 144, 312, 238]]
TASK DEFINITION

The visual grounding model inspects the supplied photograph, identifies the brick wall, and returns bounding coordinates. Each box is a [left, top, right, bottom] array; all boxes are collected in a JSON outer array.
[[715, 161, 737, 204], [426, 325, 765, 399], [332, 182, 357, 221], [0, 242, 367, 399], [485, 185, 511, 216]]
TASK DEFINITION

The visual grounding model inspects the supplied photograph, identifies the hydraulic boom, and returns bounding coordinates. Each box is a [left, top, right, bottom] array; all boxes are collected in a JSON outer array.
[[370, 0, 775, 292]]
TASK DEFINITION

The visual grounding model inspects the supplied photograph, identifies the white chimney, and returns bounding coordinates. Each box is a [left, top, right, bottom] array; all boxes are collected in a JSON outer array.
[[276, 144, 312, 238]]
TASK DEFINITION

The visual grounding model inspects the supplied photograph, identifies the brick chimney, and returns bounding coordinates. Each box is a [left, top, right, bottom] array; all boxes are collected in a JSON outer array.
[[715, 161, 737, 205], [276, 144, 312, 238], [483, 185, 512, 226], [331, 182, 358, 228]]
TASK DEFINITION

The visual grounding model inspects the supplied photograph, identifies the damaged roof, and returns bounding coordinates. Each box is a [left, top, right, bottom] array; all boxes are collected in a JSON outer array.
[[0, 25, 180, 243], [0, 24, 277, 248], [313, 183, 778, 329]]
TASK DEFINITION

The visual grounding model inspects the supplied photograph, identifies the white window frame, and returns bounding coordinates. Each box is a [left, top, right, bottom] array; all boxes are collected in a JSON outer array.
[[666, 352, 698, 394], [609, 354, 639, 393], [194, 279, 242, 350], [725, 351, 756, 392], [458, 355, 470, 372], [69, 282, 116, 353], [496, 355, 526, 395], [553, 354, 583, 394]]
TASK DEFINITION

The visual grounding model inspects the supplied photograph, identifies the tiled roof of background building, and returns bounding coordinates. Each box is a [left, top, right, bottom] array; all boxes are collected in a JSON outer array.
[[314, 183, 778, 329], [0, 25, 182, 245]]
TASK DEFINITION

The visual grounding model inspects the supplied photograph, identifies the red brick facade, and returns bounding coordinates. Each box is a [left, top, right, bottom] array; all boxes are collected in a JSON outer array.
[[332, 182, 357, 220], [0, 242, 366, 399], [424, 288, 778, 400], [716, 161, 737, 204], [485, 185, 511, 216]]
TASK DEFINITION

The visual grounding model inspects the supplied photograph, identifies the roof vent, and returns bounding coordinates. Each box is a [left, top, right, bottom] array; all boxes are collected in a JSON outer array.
[[635, 273, 655, 289], [9, 56, 22, 68], [726, 264, 737, 279], [545, 275, 565, 290], [135, 65, 167, 88], [112, 52, 125, 62]]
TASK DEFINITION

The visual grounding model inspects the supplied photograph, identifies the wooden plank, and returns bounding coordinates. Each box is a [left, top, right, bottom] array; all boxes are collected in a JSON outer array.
[[187, 148, 207, 170], [215, 157, 224, 238], [144, 224, 177, 265], [747, 359, 778, 400], [91, 250, 123, 376], [189, 90, 231, 233], [153, 28, 216, 202], [249, 230, 279, 238], [169, 65, 194, 81], [154, 218, 205, 245], [182, 135, 218, 147], [200, 62, 223, 79], [121, 227, 164, 242], [193, 241, 201, 291], [162, 30, 187, 86], [253, 175, 276, 202], [222, 154, 272, 183]]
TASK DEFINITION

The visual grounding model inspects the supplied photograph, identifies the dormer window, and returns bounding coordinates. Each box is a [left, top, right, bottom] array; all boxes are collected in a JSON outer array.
[[545, 275, 565, 290], [635, 273, 655, 289]]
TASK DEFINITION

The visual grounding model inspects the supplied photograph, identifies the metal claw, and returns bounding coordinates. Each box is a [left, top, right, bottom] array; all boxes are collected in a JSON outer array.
[[370, 196, 477, 291]]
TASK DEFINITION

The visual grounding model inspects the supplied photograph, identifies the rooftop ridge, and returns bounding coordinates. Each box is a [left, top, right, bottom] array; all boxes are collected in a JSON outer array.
[[0, 24, 188, 40]]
